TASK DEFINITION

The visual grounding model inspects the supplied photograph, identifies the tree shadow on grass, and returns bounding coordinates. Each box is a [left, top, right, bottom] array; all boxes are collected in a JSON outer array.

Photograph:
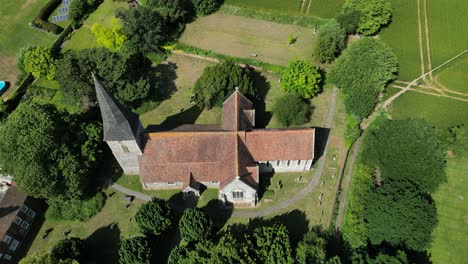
[[154, 61, 178, 100], [145, 105, 203, 132], [84, 224, 121, 264], [250, 69, 272, 128]]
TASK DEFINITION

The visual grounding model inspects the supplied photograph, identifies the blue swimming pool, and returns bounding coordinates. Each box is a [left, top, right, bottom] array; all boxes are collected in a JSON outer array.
[[0, 81, 5, 90]]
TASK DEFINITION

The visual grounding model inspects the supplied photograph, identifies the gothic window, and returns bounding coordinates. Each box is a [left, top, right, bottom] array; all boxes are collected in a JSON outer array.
[[287, 160, 291, 166], [121, 144, 129, 153], [232, 190, 244, 199], [276, 160, 280, 166], [298, 160, 301, 165]]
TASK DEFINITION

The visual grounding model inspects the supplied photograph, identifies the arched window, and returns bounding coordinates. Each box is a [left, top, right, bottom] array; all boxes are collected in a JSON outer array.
[[232, 190, 244, 199]]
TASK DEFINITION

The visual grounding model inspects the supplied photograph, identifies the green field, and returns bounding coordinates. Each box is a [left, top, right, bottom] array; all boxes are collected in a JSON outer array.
[[179, 13, 317, 66], [429, 155, 468, 264], [435, 55, 468, 93], [224, 0, 343, 18], [427, 0, 468, 67], [389, 91, 468, 129], [379, 0, 421, 81], [0, 0, 57, 96]]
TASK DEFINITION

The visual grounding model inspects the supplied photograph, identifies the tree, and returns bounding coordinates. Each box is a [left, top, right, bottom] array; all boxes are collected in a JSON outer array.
[[336, 8, 361, 34], [121, 7, 167, 54], [168, 245, 188, 264], [51, 237, 84, 262], [281, 60, 322, 99], [344, 114, 361, 148], [364, 119, 447, 193], [22, 46, 56, 80], [344, 0, 392, 35], [192, 60, 255, 108], [328, 38, 398, 119], [69, 0, 88, 27], [247, 224, 294, 264], [91, 23, 127, 51], [119, 237, 152, 264], [296, 230, 327, 264], [144, 0, 189, 23], [179, 208, 213, 242], [0, 103, 102, 202], [20, 252, 78, 264], [192, 0, 221, 16], [273, 94, 310, 127], [373, 251, 408, 264], [313, 20, 346, 63], [365, 179, 437, 251], [135, 197, 173, 235]]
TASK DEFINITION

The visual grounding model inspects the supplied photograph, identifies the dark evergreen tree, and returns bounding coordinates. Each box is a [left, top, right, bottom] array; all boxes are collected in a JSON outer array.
[[273, 94, 310, 127], [313, 19, 346, 63], [179, 208, 213, 242], [51, 237, 85, 262], [119, 237, 152, 264], [135, 197, 173, 235]]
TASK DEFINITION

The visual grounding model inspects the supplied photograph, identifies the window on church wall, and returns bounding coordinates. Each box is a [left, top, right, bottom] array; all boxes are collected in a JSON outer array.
[[298, 160, 301, 165], [276, 160, 280, 166], [121, 144, 129, 153], [167, 182, 176, 185], [232, 190, 244, 199], [287, 160, 291, 166]]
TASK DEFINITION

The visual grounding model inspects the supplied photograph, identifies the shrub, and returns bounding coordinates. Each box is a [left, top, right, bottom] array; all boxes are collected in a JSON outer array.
[[47, 193, 105, 221], [119, 236, 152, 264], [91, 24, 127, 51], [273, 94, 310, 127], [179, 208, 213, 242], [344, 0, 392, 35], [281, 61, 322, 99], [192, 60, 255, 108], [344, 114, 361, 148], [336, 8, 361, 35], [192, 0, 222, 16], [313, 19, 346, 63], [135, 197, 173, 235]]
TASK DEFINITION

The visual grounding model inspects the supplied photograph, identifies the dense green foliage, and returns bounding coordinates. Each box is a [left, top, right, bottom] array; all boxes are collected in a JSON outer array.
[[55, 48, 153, 107], [19, 251, 78, 264], [69, 0, 102, 28], [344, 114, 361, 148], [313, 19, 346, 63], [328, 38, 398, 119], [365, 180, 437, 251], [273, 94, 310, 127], [51, 237, 85, 262], [192, 60, 255, 108], [120, 7, 167, 54], [296, 230, 326, 264], [135, 197, 173, 235], [119, 237, 152, 264], [47, 192, 105, 221], [31, 0, 63, 35], [336, 8, 361, 34], [246, 224, 294, 264], [21, 46, 56, 80], [364, 119, 447, 193], [144, 0, 189, 23], [179, 208, 213, 242], [192, 0, 222, 16], [344, 0, 392, 35], [91, 24, 127, 51], [0, 103, 102, 202], [450, 125, 468, 157], [281, 61, 322, 99]]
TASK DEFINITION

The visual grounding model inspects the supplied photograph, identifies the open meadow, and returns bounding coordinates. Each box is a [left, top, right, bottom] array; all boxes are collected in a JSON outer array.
[[179, 13, 317, 66], [0, 0, 57, 97]]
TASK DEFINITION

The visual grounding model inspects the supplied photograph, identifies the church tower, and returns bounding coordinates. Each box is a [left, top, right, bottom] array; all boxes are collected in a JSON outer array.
[[93, 73, 144, 175]]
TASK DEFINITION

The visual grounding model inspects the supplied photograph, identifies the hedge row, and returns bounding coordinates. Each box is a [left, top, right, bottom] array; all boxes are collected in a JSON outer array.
[[31, 0, 63, 35]]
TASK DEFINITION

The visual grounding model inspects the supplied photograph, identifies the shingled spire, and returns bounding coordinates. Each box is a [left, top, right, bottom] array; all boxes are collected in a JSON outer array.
[[93, 73, 144, 174]]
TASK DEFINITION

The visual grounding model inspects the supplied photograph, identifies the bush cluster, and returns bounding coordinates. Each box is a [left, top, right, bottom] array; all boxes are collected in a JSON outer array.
[[47, 192, 105, 221]]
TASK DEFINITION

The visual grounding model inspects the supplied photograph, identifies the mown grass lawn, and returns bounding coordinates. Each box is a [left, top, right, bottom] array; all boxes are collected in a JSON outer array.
[[179, 13, 317, 66], [429, 155, 468, 264], [24, 189, 143, 264], [389, 91, 468, 129], [0, 0, 57, 97], [379, 0, 421, 81]]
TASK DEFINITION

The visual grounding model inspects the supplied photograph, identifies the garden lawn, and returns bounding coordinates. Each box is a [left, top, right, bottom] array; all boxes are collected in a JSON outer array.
[[389, 91, 468, 129], [179, 13, 317, 66], [429, 155, 468, 264], [434, 55, 468, 93], [0, 0, 57, 98], [24, 189, 143, 264], [64, 0, 127, 51], [379, 0, 421, 81], [427, 0, 468, 67]]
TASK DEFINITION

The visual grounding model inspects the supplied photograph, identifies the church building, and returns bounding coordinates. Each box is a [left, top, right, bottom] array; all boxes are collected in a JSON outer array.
[[93, 74, 315, 206]]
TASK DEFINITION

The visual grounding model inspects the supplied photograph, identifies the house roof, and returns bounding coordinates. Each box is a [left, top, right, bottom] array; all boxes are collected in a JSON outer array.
[[93, 73, 141, 142], [222, 89, 254, 131], [139, 90, 314, 190], [0, 186, 26, 239]]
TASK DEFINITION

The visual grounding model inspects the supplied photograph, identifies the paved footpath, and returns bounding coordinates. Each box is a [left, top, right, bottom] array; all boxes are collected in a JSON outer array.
[[108, 87, 339, 218]]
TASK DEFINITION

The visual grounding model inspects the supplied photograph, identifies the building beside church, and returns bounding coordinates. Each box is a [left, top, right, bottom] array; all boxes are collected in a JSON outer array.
[[94, 74, 315, 206]]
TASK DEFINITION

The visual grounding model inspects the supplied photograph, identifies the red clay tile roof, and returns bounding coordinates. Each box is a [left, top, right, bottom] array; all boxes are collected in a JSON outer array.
[[245, 128, 315, 161], [0, 186, 26, 239], [222, 90, 254, 131]]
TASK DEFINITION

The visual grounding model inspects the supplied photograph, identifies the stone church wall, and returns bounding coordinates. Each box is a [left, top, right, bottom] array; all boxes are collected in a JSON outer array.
[[258, 159, 313, 173], [107, 140, 142, 175]]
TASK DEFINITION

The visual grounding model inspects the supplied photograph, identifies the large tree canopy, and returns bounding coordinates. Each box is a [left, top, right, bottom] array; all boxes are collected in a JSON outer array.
[[281, 60, 322, 99], [179, 208, 213, 242], [192, 60, 255, 108], [91, 23, 127, 52], [0, 103, 102, 202], [119, 237, 152, 264], [296, 230, 327, 264], [135, 197, 173, 235], [344, 0, 392, 35], [21, 46, 56, 80], [144, 0, 189, 23], [328, 38, 398, 119], [55, 48, 153, 108], [364, 119, 447, 193], [273, 94, 310, 127], [313, 19, 346, 63], [192, 0, 222, 16], [365, 179, 437, 251]]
